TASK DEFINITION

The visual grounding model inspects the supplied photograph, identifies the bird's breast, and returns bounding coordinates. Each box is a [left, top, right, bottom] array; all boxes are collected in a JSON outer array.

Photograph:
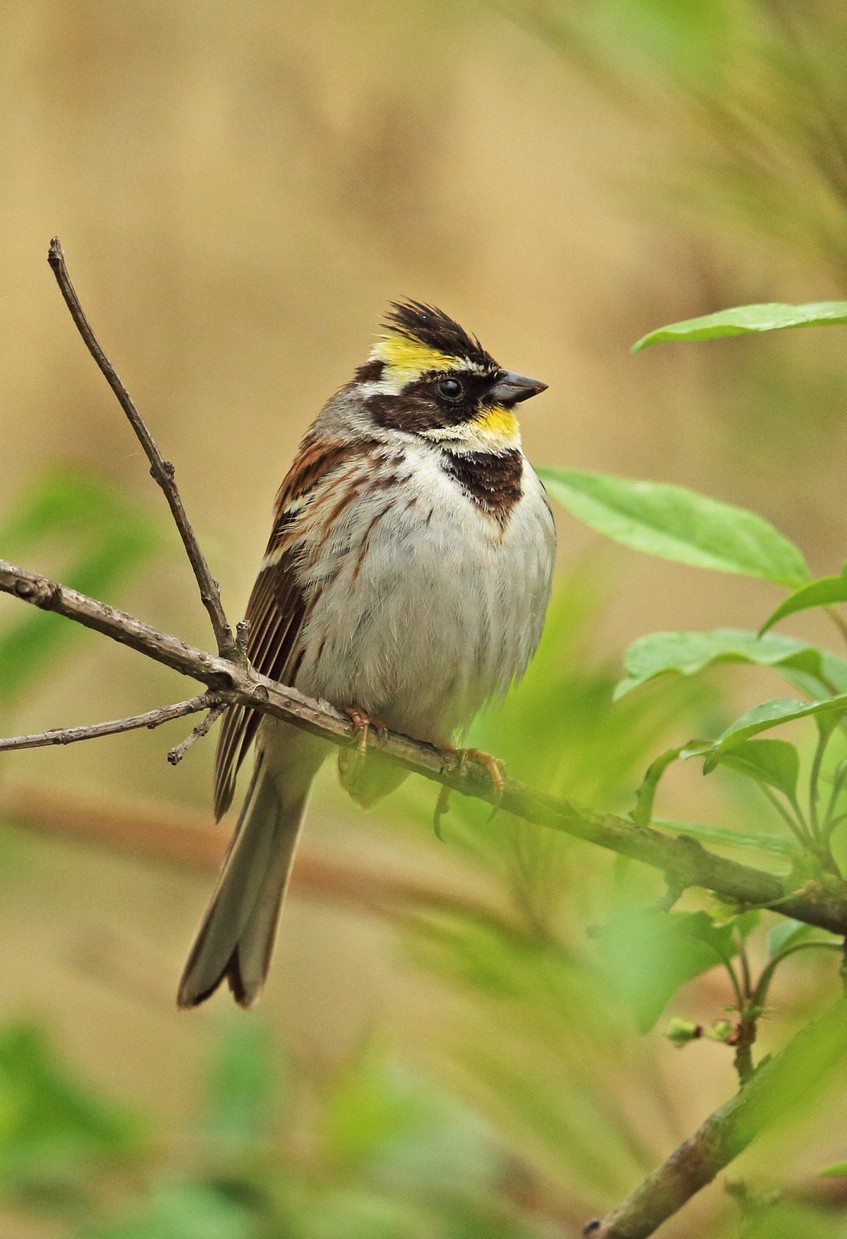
[[291, 444, 555, 744]]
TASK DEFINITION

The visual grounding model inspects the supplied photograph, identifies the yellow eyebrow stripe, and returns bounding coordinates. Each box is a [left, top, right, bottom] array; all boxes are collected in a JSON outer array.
[[371, 333, 458, 383]]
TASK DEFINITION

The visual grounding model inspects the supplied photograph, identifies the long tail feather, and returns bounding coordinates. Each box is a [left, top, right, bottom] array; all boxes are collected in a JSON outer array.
[[178, 745, 317, 1009]]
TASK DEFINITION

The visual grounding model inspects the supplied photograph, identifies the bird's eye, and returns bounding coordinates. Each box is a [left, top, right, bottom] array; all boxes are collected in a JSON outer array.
[[436, 377, 464, 401]]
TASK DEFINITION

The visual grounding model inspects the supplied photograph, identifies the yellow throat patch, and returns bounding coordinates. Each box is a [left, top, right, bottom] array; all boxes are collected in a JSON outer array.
[[472, 403, 519, 443]]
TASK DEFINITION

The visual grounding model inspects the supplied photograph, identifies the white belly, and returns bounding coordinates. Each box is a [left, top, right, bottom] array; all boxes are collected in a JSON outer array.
[[292, 445, 555, 744]]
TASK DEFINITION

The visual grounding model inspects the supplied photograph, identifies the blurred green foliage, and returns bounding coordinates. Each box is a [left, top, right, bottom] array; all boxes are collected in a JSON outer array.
[[0, 1021, 143, 1211], [59, 1018, 541, 1239], [3, 2, 847, 1233], [0, 469, 161, 709]]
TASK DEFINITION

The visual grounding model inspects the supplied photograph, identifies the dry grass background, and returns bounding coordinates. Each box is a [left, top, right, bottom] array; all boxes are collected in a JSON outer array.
[[2, 2, 847, 1233]]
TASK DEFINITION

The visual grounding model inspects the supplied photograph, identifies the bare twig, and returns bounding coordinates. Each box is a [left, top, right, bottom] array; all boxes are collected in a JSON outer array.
[[47, 237, 238, 660], [167, 699, 227, 765], [0, 693, 218, 753], [586, 1000, 847, 1238], [4, 556, 847, 938]]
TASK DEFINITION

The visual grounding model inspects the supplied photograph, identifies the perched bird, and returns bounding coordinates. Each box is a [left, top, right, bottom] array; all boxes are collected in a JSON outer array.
[[178, 301, 556, 1008]]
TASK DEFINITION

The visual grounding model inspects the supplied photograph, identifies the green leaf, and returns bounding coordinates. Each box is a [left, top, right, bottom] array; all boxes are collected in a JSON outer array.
[[729, 909, 761, 940], [0, 470, 161, 705], [631, 745, 692, 826], [767, 919, 815, 958], [705, 695, 847, 767], [655, 818, 800, 856], [0, 1021, 143, 1196], [708, 738, 800, 802], [538, 469, 809, 587], [614, 628, 847, 700], [760, 573, 847, 636], [594, 910, 736, 1032], [632, 301, 847, 352], [819, 1161, 847, 1179]]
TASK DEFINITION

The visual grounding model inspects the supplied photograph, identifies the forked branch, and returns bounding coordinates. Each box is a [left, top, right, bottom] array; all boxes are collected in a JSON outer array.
[[47, 238, 238, 660], [586, 999, 847, 1238], [0, 693, 221, 753]]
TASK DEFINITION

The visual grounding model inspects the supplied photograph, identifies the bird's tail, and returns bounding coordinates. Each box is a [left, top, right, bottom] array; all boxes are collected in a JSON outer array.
[[177, 745, 319, 1008]]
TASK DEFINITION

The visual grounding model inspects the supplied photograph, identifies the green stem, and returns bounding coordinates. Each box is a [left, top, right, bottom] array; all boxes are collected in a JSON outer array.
[[823, 761, 847, 840], [809, 722, 836, 838], [722, 958, 746, 1014], [736, 935, 753, 1001], [752, 940, 844, 1010], [758, 784, 811, 845], [825, 811, 847, 837]]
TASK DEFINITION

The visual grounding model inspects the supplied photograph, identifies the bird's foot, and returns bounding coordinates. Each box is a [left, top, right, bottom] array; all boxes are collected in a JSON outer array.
[[433, 746, 506, 839], [342, 705, 388, 757], [338, 707, 394, 808], [461, 747, 506, 797]]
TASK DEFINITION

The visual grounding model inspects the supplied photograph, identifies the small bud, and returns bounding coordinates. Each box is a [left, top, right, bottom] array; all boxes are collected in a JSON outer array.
[[665, 1018, 703, 1046], [708, 1020, 733, 1042]]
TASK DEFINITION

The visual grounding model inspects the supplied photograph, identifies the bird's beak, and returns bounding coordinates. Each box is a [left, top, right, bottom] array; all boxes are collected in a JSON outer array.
[[489, 370, 548, 406]]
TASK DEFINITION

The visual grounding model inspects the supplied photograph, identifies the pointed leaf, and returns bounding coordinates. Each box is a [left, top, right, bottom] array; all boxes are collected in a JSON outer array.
[[708, 738, 800, 801], [767, 919, 815, 958], [632, 301, 847, 352], [760, 574, 847, 636], [539, 470, 809, 586], [631, 745, 692, 826], [595, 910, 736, 1032], [705, 695, 847, 766], [729, 909, 761, 940], [615, 629, 847, 700]]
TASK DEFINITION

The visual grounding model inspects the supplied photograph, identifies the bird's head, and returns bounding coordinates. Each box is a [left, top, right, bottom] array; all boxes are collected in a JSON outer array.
[[356, 300, 546, 452]]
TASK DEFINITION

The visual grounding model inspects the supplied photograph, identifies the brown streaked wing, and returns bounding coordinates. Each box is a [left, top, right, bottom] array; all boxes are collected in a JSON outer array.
[[213, 432, 380, 820], [213, 541, 307, 819]]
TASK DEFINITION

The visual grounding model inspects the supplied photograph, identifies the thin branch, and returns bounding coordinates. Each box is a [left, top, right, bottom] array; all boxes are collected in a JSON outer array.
[[167, 700, 227, 765], [47, 237, 238, 660], [0, 694, 218, 753], [4, 556, 847, 938], [586, 999, 847, 1239]]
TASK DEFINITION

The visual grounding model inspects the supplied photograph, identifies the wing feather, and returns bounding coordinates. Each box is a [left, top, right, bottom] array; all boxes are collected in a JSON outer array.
[[213, 543, 307, 819], [213, 432, 378, 819]]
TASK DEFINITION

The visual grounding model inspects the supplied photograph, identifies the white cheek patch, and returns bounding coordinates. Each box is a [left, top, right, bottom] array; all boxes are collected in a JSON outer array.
[[419, 405, 521, 453], [419, 424, 522, 453]]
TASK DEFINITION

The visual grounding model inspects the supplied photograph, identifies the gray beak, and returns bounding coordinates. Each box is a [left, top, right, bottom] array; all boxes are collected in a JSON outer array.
[[489, 370, 548, 406]]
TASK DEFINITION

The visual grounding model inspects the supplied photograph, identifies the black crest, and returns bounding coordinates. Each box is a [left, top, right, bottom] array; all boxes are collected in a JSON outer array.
[[384, 300, 498, 371]]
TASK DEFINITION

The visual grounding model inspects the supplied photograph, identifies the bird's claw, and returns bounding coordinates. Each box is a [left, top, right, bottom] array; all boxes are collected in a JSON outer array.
[[432, 783, 452, 841], [433, 746, 507, 838], [343, 705, 388, 758]]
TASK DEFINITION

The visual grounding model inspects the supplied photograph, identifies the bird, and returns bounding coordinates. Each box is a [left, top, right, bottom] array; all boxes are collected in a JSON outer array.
[[177, 300, 556, 1008]]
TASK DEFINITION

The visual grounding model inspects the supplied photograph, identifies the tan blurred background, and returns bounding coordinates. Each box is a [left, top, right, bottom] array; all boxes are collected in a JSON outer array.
[[2, 2, 847, 1232]]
